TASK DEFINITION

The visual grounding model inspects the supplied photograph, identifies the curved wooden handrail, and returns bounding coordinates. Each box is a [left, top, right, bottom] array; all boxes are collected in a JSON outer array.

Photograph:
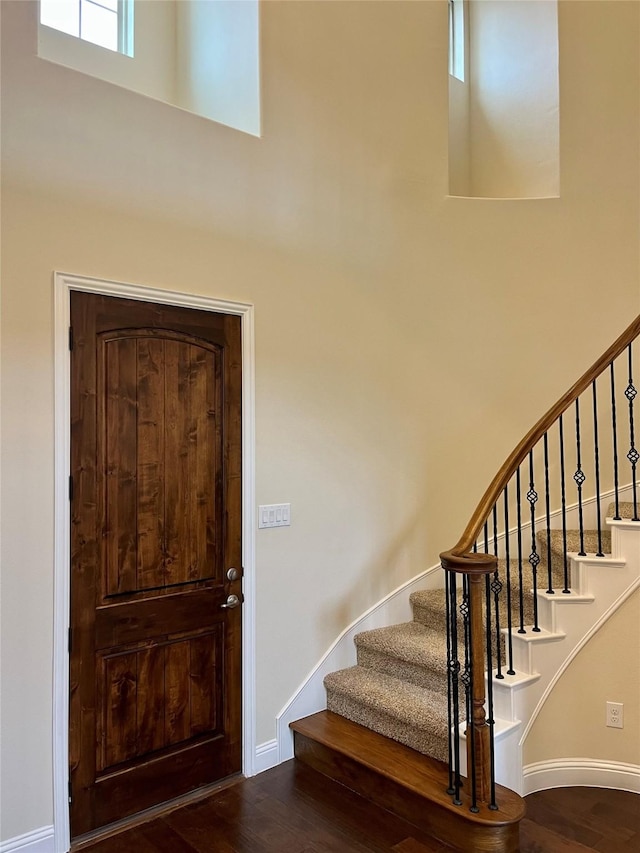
[[445, 312, 640, 560]]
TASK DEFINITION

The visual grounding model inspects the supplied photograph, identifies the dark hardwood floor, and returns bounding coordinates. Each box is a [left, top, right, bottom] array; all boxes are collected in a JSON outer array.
[[74, 760, 639, 852]]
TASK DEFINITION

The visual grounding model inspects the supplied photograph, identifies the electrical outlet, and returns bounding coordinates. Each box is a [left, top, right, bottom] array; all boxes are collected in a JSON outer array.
[[606, 701, 624, 729]]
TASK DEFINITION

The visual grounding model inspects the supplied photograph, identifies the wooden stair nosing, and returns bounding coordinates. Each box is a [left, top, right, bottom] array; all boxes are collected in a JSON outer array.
[[290, 711, 524, 853]]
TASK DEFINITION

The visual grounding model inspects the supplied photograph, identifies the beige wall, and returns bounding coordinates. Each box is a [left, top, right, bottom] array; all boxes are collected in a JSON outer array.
[[524, 590, 640, 766], [1, 0, 639, 842]]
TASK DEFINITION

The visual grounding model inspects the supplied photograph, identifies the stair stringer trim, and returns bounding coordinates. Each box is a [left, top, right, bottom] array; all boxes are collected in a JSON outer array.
[[275, 561, 444, 765]]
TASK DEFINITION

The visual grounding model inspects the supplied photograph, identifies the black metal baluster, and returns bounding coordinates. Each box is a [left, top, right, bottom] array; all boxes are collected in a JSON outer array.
[[592, 380, 604, 556], [460, 578, 477, 812], [448, 570, 462, 805], [445, 567, 455, 796], [485, 574, 498, 810], [559, 414, 570, 593], [504, 485, 515, 674], [516, 467, 526, 633], [611, 361, 621, 520], [543, 432, 553, 593], [492, 504, 503, 679], [574, 398, 587, 555], [626, 343, 639, 520], [528, 450, 541, 632]]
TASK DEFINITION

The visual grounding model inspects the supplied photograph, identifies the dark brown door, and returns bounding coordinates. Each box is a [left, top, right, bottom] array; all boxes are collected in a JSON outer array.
[[69, 292, 242, 836]]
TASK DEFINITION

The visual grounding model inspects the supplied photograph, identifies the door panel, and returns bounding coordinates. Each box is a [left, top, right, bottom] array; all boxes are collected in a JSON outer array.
[[97, 629, 222, 772], [69, 292, 242, 836], [100, 331, 223, 595]]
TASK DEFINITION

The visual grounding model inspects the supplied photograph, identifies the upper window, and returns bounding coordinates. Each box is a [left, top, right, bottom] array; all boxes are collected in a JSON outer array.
[[40, 0, 134, 56], [37, 0, 260, 136], [448, 0, 465, 82]]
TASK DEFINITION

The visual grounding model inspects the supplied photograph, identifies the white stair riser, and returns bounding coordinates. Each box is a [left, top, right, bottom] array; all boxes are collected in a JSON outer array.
[[489, 674, 540, 722], [536, 592, 594, 633], [456, 721, 524, 795]]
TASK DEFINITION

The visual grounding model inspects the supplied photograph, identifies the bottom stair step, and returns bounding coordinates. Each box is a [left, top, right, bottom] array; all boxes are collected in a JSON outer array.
[[290, 710, 525, 853], [325, 666, 451, 762]]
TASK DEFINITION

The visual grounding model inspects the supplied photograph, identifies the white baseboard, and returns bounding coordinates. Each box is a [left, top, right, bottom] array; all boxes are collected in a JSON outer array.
[[254, 739, 280, 775], [0, 827, 54, 853], [523, 759, 640, 794]]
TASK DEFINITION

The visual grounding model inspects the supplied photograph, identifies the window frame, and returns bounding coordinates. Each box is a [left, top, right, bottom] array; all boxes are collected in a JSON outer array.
[[448, 0, 466, 83], [39, 0, 134, 57]]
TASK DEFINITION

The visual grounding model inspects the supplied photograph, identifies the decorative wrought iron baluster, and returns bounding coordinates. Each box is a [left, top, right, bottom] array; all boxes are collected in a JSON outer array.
[[447, 570, 462, 805], [516, 467, 526, 633], [528, 450, 541, 632], [484, 574, 498, 810], [559, 414, 570, 593], [611, 361, 621, 519], [574, 398, 587, 555], [504, 486, 515, 675], [445, 568, 455, 797], [543, 432, 553, 593], [592, 380, 604, 556], [460, 578, 477, 811], [492, 504, 503, 679], [626, 343, 639, 520]]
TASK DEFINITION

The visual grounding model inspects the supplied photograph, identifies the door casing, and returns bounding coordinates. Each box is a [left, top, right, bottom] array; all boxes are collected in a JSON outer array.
[[53, 273, 256, 853]]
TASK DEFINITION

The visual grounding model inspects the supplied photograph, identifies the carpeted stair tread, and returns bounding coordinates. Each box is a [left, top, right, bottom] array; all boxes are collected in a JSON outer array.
[[537, 528, 611, 558], [355, 622, 447, 670], [409, 588, 447, 631], [355, 622, 447, 691], [607, 501, 638, 519], [324, 666, 450, 761], [410, 559, 538, 630]]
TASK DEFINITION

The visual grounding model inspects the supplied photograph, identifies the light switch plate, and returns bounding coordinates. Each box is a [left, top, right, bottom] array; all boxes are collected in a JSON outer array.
[[258, 503, 291, 529]]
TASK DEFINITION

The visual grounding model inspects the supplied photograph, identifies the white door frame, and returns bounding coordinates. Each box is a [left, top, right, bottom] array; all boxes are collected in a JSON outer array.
[[53, 272, 256, 852]]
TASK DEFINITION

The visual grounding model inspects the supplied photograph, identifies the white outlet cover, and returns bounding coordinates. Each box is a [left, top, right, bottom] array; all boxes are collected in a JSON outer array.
[[606, 701, 624, 729]]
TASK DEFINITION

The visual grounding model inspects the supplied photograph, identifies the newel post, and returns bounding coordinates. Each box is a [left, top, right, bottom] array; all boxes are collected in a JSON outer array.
[[467, 571, 491, 804], [440, 550, 497, 807]]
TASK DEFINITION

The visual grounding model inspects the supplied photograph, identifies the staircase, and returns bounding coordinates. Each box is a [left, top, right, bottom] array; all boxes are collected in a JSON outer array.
[[291, 314, 640, 853], [321, 504, 629, 770], [291, 502, 639, 851]]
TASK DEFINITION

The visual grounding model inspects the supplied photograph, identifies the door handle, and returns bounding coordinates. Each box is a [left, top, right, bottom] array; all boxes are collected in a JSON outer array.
[[221, 594, 242, 609]]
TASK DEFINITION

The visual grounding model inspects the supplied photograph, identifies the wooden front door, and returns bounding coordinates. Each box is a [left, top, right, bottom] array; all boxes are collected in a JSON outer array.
[[69, 292, 242, 836]]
